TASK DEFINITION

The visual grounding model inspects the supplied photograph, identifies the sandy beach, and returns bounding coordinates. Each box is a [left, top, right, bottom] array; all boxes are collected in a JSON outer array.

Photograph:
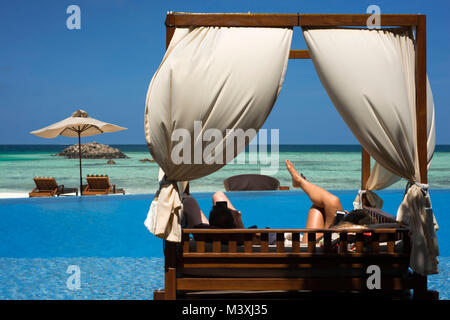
[[0, 193, 28, 199]]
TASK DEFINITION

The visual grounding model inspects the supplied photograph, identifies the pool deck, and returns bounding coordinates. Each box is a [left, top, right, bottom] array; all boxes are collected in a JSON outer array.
[[0, 193, 28, 198]]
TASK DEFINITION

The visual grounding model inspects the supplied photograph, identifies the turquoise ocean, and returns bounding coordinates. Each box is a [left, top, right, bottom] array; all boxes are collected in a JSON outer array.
[[1, 144, 450, 300], [1, 144, 449, 195]]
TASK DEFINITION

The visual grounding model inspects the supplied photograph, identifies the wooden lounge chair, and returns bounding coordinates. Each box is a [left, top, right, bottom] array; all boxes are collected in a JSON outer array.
[[154, 207, 438, 300], [82, 175, 125, 195], [29, 177, 78, 197], [224, 174, 289, 191]]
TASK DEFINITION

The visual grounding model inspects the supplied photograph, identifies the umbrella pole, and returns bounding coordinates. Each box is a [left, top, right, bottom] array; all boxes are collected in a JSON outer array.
[[78, 131, 82, 196]]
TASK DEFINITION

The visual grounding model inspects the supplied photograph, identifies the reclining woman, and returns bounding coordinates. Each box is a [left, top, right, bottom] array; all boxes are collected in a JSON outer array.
[[182, 190, 245, 229], [285, 159, 345, 242], [182, 160, 345, 243]]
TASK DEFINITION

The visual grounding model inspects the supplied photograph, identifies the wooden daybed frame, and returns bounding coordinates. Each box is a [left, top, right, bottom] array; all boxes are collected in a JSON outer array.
[[153, 12, 436, 300]]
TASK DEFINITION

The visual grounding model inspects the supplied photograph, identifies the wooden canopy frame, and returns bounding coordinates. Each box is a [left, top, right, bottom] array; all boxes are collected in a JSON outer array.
[[165, 12, 429, 189], [156, 12, 434, 300]]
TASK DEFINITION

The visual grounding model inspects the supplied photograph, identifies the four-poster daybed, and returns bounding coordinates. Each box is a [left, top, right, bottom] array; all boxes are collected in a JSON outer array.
[[146, 12, 439, 300]]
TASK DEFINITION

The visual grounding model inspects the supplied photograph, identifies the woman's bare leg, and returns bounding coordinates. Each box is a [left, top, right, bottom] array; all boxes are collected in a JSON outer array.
[[302, 205, 325, 244], [182, 196, 209, 227], [305, 205, 325, 228], [212, 191, 238, 211], [286, 160, 342, 229], [212, 191, 244, 228]]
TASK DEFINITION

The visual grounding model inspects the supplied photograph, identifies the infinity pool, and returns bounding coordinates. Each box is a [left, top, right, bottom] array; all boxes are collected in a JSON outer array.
[[0, 190, 449, 299]]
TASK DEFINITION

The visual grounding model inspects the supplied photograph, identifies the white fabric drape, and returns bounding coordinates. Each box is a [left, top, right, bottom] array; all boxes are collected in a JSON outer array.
[[303, 27, 438, 275], [144, 168, 183, 242], [144, 27, 292, 242], [367, 78, 436, 190], [354, 78, 435, 210]]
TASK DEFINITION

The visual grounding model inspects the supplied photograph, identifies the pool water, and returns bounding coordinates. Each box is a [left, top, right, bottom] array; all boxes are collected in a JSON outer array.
[[0, 190, 449, 299]]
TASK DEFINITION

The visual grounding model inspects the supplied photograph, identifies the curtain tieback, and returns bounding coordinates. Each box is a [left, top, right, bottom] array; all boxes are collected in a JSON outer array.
[[404, 181, 432, 212], [159, 175, 177, 187], [352, 189, 366, 210], [358, 189, 366, 205], [353, 189, 383, 209], [155, 175, 178, 197], [414, 182, 429, 191], [404, 181, 429, 194]]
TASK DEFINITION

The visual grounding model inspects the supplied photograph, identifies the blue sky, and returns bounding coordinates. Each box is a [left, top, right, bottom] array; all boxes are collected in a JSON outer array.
[[1, 0, 449, 144]]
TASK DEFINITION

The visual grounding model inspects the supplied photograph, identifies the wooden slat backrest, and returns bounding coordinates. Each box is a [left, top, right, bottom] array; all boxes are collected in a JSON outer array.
[[339, 232, 348, 253], [86, 176, 111, 189], [291, 233, 300, 253], [34, 177, 58, 190], [387, 233, 396, 254], [364, 206, 397, 224], [182, 233, 190, 253], [355, 233, 364, 253], [403, 230, 411, 254], [307, 232, 316, 253], [260, 233, 269, 253], [372, 233, 380, 253], [244, 234, 253, 253], [323, 232, 332, 253], [228, 240, 237, 253], [212, 240, 221, 253], [196, 240, 205, 253], [181, 228, 408, 255], [177, 227, 411, 291], [276, 233, 285, 253], [179, 225, 411, 270]]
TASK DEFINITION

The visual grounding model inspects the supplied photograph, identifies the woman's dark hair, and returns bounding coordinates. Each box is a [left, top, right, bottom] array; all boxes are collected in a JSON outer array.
[[209, 205, 235, 228], [340, 208, 377, 226]]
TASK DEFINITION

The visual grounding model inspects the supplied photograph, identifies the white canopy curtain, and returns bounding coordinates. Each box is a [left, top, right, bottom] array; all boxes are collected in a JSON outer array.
[[353, 78, 435, 209], [303, 27, 438, 275], [367, 79, 436, 191], [144, 27, 292, 242]]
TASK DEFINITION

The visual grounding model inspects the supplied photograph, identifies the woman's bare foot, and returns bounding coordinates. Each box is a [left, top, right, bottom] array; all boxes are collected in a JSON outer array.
[[285, 160, 304, 188]]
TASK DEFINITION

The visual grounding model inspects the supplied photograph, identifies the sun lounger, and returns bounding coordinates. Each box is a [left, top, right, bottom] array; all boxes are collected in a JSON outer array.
[[154, 207, 437, 300], [29, 177, 78, 197], [82, 174, 125, 195], [224, 174, 289, 191]]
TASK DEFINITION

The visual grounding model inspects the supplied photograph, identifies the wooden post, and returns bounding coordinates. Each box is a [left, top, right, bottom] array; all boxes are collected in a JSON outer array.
[[162, 22, 176, 299], [164, 240, 177, 300], [165, 14, 175, 49], [166, 26, 175, 49], [289, 49, 311, 59], [415, 15, 427, 184], [165, 268, 177, 300], [361, 148, 371, 190], [77, 130, 83, 195], [413, 14, 429, 297]]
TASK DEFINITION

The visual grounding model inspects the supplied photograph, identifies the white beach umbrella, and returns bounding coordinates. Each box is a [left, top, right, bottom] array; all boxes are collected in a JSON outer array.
[[30, 110, 127, 195]]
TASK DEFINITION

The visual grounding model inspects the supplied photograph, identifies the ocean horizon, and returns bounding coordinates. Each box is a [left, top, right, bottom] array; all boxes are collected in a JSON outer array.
[[2, 144, 450, 151], [1, 144, 449, 196]]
